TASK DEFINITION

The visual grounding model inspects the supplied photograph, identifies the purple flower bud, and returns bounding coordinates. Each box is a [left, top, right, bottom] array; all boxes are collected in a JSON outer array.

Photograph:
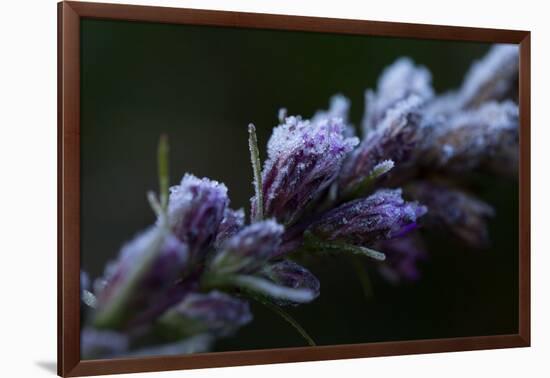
[[339, 95, 429, 192], [309, 188, 427, 245], [81, 328, 129, 359], [94, 228, 189, 328], [214, 208, 245, 249], [209, 219, 284, 274], [406, 181, 495, 248], [159, 291, 252, 337], [260, 260, 320, 306], [421, 101, 518, 174], [376, 234, 427, 284], [362, 58, 434, 132], [168, 174, 228, 257], [253, 115, 358, 224]]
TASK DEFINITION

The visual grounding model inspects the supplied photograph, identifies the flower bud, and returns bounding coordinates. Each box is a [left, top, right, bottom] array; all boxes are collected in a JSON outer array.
[[209, 219, 284, 275], [309, 188, 427, 245], [158, 291, 252, 338], [260, 260, 320, 306], [362, 57, 434, 132], [253, 115, 358, 224], [94, 228, 188, 328], [214, 208, 245, 248], [168, 174, 228, 257], [406, 181, 495, 248]]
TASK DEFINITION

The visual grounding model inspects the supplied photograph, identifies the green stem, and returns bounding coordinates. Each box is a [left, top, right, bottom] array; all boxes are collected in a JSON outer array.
[[342, 160, 394, 201], [248, 124, 263, 222], [253, 296, 316, 347], [349, 256, 374, 300], [158, 134, 170, 215], [304, 232, 386, 261]]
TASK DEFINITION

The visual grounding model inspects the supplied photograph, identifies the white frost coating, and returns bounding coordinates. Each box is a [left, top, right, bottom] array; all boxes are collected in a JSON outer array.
[[266, 115, 358, 162], [312, 94, 351, 124], [371, 159, 395, 178], [233, 275, 317, 303], [363, 57, 434, 131], [458, 44, 519, 108], [372, 94, 424, 136], [278, 108, 287, 123], [377, 58, 434, 104], [168, 173, 228, 229]]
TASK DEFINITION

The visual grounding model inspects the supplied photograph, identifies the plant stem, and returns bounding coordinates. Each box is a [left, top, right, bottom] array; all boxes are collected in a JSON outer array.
[[248, 124, 263, 222], [253, 296, 316, 347], [349, 256, 374, 300], [304, 232, 386, 261], [158, 134, 170, 215]]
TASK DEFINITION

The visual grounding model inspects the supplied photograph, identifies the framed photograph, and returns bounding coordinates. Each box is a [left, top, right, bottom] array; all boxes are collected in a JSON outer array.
[[58, 1, 530, 376]]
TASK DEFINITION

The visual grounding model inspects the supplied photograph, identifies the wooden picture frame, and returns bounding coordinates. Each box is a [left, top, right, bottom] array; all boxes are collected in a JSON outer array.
[[58, 1, 531, 376]]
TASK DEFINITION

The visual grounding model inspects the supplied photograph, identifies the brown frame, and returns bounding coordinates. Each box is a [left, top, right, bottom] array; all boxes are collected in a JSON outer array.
[[58, 1, 531, 376]]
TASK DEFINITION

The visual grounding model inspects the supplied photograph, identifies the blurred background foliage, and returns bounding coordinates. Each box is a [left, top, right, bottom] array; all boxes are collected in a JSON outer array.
[[81, 19, 518, 350]]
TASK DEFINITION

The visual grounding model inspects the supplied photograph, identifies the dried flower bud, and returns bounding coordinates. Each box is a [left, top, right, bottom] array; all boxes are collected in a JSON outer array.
[[168, 174, 228, 257], [260, 260, 320, 306], [253, 115, 358, 224], [214, 208, 245, 248], [376, 234, 427, 284], [209, 219, 284, 275], [94, 228, 189, 328], [81, 328, 129, 359], [309, 188, 427, 245], [406, 181, 495, 248], [458, 44, 519, 109], [424, 44, 519, 117], [421, 101, 518, 174], [340, 95, 428, 192], [312, 94, 355, 137], [159, 291, 252, 338], [362, 58, 434, 132]]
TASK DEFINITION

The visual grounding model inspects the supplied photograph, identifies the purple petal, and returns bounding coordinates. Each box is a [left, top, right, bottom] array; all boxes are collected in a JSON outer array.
[[253, 115, 358, 224], [260, 260, 320, 306], [168, 174, 228, 258], [160, 291, 252, 337], [209, 219, 284, 274], [214, 208, 245, 249], [309, 188, 427, 245]]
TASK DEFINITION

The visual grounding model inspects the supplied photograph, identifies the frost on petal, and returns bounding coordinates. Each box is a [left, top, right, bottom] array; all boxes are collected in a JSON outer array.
[[309, 188, 427, 246], [406, 181, 495, 248], [209, 219, 284, 275], [420, 101, 518, 175], [94, 228, 189, 328], [424, 44, 519, 117], [168, 174, 228, 258], [214, 208, 245, 249], [312, 94, 355, 137], [259, 259, 320, 306], [362, 58, 434, 132], [340, 95, 429, 192], [254, 115, 358, 224], [376, 234, 427, 284], [81, 328, 129, 359], [158, 291, 252, 338], [458, 44, 519, 109]]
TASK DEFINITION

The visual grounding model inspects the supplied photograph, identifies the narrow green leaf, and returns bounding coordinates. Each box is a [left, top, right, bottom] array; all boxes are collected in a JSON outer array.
[[248, 124, 263, 222]]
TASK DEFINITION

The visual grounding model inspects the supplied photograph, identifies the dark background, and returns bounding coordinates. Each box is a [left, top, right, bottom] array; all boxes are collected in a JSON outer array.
[[80, 19, 518, 351]]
